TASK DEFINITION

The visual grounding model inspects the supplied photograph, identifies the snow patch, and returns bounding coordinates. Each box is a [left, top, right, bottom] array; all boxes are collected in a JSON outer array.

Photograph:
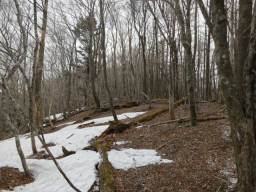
[[82, 112, 146, 125], [114, 141, 131, 145], [0, 111, 146, 191], [45, 113, 64, 121], [2, 151, 100, 192], [108, 148, 173, 170]]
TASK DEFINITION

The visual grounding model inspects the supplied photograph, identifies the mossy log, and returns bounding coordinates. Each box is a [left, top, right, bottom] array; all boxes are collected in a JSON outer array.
[[94, 142, 115, 192], [82, 145, 98, 152], [135, 107, 169, 123], [173, 98, 185, 108], [135, 98, 185, 124]]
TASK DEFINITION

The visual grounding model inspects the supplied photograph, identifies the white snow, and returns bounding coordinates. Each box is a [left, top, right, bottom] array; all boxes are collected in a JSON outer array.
[[2, 151, 100, 192], [81, 112, 146, 125], [41, 124, 109, 157], [44, 113, 64, 121], [114, 141, 131, 145], [108, 148, 173, 170], [0, 111, 146, 192]]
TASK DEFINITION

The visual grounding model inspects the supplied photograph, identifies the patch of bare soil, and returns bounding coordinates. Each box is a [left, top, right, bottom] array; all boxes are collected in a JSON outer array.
[[0, 167, 34, 191], [112, 102, 236, 192]]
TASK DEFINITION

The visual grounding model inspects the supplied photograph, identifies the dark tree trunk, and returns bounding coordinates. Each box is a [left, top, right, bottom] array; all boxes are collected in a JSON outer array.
[[99, 0, 118, 122], [34, 0, 48, 141], [88, 13, 101, 109], [205, 30, 211, 100], [29, 0, 40, 155], [205, 2, 212, 100], [174, 0, 197, 126], [141, 34, 148, 97], [236, 0, 252, 106], [198, 0, 256, 191]]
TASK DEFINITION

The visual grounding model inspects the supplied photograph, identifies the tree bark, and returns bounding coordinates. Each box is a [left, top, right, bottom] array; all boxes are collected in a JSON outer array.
[[236, 0, 252, 107], [173, 0, 197, 126], [99, 0, 118, 121], [198, 0, 256, 191], [5, 113, 31, 177], [205, 2, 212, 100], [34, 0, 49, 138], [88, 12, 101, 109]]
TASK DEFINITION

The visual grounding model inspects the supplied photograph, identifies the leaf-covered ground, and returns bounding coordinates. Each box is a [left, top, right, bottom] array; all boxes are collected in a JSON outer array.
[[0, 101, 236, 192], [111, 102, 236, 192]]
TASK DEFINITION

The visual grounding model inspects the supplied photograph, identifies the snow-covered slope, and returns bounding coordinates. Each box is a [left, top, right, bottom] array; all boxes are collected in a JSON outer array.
[[0, 111, 172, 192]]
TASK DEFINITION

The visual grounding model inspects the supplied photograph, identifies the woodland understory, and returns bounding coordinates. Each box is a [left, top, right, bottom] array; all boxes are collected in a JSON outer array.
[[0, 0, 256, 191]]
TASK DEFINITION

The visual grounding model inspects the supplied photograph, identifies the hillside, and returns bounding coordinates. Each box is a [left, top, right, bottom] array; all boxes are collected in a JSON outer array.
[[0, 102, 236, 192]]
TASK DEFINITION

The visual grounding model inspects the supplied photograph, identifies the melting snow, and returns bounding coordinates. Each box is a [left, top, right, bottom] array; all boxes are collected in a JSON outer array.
[[2, 151, 100, 192], [114, 141, 131, 145], [45, 113, 64, 121], [0, 112, 147, 192], [108, 148, 173, 170], [82, 112, 146, 125]]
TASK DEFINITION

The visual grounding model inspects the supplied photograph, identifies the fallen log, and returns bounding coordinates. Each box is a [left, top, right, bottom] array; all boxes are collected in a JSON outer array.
[[94, 142, 115, 192], [135, 108, 168, 123], [77, 122, 95, 129], [138, 116, 227, 129], [135, 98, 185, 124], [82, 145, 98, 152], [100, 121, 131, 137]]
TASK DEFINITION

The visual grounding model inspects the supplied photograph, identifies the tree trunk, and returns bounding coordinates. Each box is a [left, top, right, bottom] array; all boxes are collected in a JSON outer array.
[[174, 0, 197, 126], [8, 116, 31, 177], [34, 0, 49, 137], [141, 34, 148, 98], [29, 0, 40, 155], [235, 0, 252, 107], [99, 0, 118, 122], [205, 2, 211, 100], [1, 82, 31, 177], [88, 13, 101, 109], [198, 0, 256, 190]]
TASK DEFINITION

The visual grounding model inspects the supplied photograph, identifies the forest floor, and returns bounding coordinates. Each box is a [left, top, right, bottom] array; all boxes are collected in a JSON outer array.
[[111, 102, 236, 192], [0, 101, 236, 192]]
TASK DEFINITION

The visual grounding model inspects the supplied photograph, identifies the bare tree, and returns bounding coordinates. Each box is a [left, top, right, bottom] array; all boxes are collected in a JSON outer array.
[[130, 0, 149, 100], [165, 0, 197, 126], [197, 0, 256, 190], [99, 0, 118, 121]]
